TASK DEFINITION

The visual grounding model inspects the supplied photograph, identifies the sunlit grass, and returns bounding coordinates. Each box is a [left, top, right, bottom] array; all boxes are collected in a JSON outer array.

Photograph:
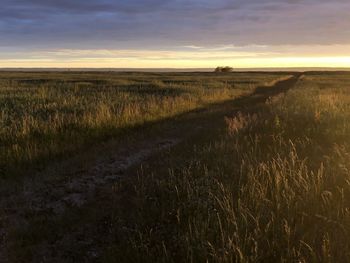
[[104, 72, 350, 262], [0, 71, 286, 177]]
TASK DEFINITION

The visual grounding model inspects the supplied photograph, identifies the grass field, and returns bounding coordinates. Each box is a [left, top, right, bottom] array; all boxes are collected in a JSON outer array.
[[2, 71, 350, 262], [0, 71, 287, 177], [99, 72, 350, 262]]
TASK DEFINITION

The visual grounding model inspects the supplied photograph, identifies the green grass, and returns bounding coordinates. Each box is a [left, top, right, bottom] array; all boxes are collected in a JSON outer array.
[[99, 72, 350, 262], [0, 71, 288, 177]]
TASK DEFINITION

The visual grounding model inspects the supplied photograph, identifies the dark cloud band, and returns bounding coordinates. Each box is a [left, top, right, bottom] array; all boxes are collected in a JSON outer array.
[[1, 0, 349, 50]]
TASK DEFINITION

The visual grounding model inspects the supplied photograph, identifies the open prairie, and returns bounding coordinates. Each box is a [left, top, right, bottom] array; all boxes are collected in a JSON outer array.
[[1, 71, 350, 262], [2, 0, 350, 261], [0, 71, 287, 177]]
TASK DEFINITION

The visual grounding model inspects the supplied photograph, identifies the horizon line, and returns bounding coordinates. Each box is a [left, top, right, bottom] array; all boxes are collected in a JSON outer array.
[[1, 66, 350, 72]]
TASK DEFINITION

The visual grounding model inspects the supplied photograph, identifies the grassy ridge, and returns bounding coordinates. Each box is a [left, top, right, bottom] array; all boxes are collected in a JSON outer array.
[[103, 72, 350, 262], [0, 72, 287, 177]]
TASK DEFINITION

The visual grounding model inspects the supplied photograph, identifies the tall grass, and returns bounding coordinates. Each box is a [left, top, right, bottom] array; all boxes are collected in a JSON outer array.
[[0, 72, 286, 177], [105, 72, 350, 262]]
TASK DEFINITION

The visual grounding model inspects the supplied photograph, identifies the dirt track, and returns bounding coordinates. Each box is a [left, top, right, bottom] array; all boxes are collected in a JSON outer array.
[[0, 74, 301, 261]]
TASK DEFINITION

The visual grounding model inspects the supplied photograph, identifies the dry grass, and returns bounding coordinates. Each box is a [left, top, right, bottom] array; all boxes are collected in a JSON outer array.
[[0, 71, 287, 177], [102, 72, 350, 262]]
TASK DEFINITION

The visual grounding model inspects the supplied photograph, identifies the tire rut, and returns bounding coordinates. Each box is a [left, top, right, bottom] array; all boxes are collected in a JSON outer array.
[[0, 74, 301, 261]]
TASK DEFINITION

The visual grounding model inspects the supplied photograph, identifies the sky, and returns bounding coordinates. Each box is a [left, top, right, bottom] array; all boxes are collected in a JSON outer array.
[[1, 0, 350, 68]]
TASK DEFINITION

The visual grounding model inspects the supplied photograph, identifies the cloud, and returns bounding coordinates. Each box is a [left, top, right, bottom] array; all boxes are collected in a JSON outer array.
[[0, 0, 350, 64]]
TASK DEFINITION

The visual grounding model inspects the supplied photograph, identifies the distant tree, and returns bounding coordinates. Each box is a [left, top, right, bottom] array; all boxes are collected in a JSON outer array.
[[215, 66, 233, 73], [215, 66, 223, 72], [222, 66, 234, 72]]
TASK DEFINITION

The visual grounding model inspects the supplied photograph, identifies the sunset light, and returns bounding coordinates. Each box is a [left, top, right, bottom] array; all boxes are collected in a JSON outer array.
[[2, 1, 350, 261], [1, 0, 349, 69]]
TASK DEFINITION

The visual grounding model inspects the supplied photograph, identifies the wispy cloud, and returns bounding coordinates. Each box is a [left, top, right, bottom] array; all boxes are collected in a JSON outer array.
[[4, 48, 269, 60], [1, 45, 349, 68]]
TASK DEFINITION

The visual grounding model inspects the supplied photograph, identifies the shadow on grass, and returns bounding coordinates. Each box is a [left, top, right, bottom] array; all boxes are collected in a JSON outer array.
[[2, 74, 301, 178]]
